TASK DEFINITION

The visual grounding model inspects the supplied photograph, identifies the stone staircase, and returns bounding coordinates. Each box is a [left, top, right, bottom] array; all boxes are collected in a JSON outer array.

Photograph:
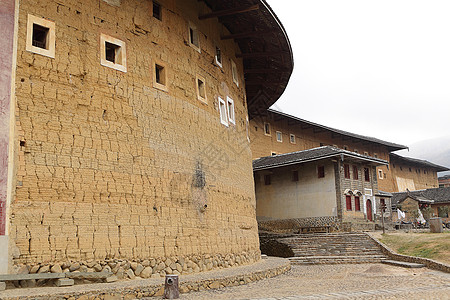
[[260, 232, 388, 265]]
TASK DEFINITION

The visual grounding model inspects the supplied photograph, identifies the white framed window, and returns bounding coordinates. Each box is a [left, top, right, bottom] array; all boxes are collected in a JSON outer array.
[[364, 188, 372, 196], [364, 151, 369, 156], [378, 169, 383, 179], [271, 152, 277, 156], [26, 14, 56, 58], [196, 75, 207, 103], [153, 60, 168, 92], [100, 34, 127, 72], [276, 131, 282, 142], [188, 22, 200, 52], [226, 96, 235, 125], [264, 123, 271, 136], [219, 97, 228, 126], [290, 134, 296, 144], [231, 60, 239, 86], [215, 46, 222, 67]]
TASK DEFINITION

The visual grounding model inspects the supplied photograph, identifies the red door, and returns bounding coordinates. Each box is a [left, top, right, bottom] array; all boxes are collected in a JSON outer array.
[[366, 199, 373, 221]]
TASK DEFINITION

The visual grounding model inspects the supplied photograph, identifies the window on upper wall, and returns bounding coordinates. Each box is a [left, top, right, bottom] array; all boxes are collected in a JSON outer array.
[[264, 123, 271, 136], [364, 151, 369, 156], [218, 97, 228, 126], [264, 174, 271, 185], [188, 22, 200, 51], [353, 165, 359, 180], [318, 166, 325, 178], [196, 75, 207, 103], [374, 153, 378, 158], [100, 34, 127, 72], [344, 164, 350, 179], [215, 46, 222, 67], [26, 14, 56, 58], [226, 96, 235, 125], [231, 60, 239, 86], [355, 196, 360, 211], [380, 198, 386, 209], [378, 169, 383, 179], [292, 170, 299, 182], [409, 167, 412, 172], [354, 149, 359, 154], [290, 134, 296, 144], [153, 1, 162, 20], [276, 131, 282, 142], [364, 167, 370, 182], [343, 145, 348, 150], [271, 152, 277, 156], [346, 195, 352, 211], [153, 60, 167, 91]]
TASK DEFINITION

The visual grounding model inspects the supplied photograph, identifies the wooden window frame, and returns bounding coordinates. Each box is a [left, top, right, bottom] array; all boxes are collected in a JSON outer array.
[[196, 75, 207, 103], [188, 22, 200, 52], [364, 167, 370, 182], [353, 165, 359, 180], [290, 134, 296, 144], [218, 97, 228, 126], [153, 60, 168, 91], [355, 196, 361, 211], [346, 195, 352, 211], [226, 96, 235, 125], [344, 164, 350, 179], [100, 34, 127, 72], [264, 123, 271, 136], [276, 131, 282, 142]]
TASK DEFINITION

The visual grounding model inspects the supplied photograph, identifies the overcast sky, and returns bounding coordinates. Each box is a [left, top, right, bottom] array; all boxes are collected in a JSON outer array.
[[266, 0, 450, 146]]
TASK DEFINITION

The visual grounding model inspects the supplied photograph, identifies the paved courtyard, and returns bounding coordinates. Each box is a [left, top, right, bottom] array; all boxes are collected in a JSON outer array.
[[179, 263, 450, 300]]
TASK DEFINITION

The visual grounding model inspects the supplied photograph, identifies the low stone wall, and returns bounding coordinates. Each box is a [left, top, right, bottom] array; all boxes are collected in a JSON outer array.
[[366, 233, 450, 273], [10, 251, 260, 288], [0, 257, 290, 299], [258, 217, 341, 233]]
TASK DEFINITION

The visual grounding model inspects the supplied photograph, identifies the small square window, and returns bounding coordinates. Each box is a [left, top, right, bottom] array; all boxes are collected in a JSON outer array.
[[271, 152, 277, 156], [219, 97, 228, 126], [227, 96, 235, 125], [276, 131, 282, 142], [153, 1, 162, 20], [153, 60, 168, 91], [196, 75, 207, 103], [100, 34, 127, 72], [290, 134, 296, 144], [231, 60, 239, 87], [354, 149, 359, 153], [292, 170, 299, 182], [264, 123, 271, 136], [364, 151, 369, 156], [26, 14, 55, 58], [215, 46, 222, 67], [188, 22, 200, 52], [264, 174, 271, 185], [318, 166, 325, 178]]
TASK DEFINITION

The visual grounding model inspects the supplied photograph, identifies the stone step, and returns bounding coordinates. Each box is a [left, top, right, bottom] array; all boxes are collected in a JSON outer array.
[[382, 260, 426, 268], [289, 255, 388, 265]]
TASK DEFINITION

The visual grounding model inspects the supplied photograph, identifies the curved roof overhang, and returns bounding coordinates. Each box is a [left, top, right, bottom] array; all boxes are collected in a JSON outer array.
[[199, 0, 294, 118]]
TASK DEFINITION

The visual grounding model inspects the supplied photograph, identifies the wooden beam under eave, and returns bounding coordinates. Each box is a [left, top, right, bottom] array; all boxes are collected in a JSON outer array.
[[244, 68, 290, 74], [237, 51, 288, 58], [199, 4, 259, 20], [221, 29, 277, 40]]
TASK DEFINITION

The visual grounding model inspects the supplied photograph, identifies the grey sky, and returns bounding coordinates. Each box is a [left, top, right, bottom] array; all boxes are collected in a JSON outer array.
[[266, 0, 450, 146]]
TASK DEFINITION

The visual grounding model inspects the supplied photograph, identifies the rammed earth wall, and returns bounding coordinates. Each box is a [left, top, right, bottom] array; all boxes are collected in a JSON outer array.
[[8, 0, 260, 274]]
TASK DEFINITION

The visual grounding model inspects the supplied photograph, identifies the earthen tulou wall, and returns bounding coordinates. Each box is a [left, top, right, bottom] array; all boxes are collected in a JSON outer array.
[[9, 0, 260, 276]]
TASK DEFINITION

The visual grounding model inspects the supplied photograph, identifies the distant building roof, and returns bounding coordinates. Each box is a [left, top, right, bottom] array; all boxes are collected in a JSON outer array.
[[264, 109, 408, 152], [376, 191, 393, 198], [390, 153, 450, 172], [392, 187, 450, 205], [253, 146, 388, 171], [439, 174, 450, 180]]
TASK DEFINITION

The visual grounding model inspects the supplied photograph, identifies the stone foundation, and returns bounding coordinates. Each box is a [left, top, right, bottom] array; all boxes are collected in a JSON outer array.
[[11, 251, 260, 283], [258, 216, 341, 233]]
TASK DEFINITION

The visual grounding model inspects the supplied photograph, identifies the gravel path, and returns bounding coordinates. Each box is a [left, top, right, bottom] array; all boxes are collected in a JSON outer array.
[[178, 263, 450, 300]]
